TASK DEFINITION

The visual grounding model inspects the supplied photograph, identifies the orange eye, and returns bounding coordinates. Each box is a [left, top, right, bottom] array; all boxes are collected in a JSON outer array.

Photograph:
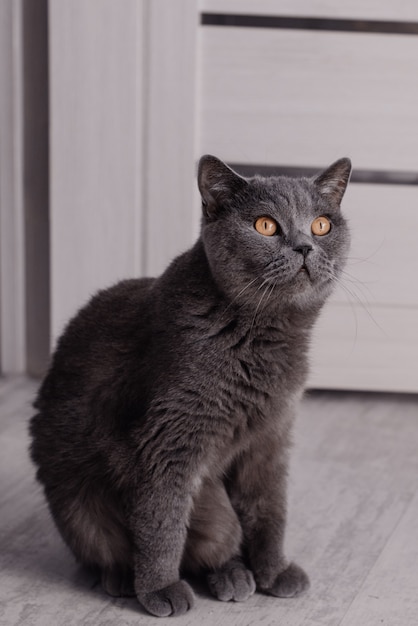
[[255, 216, 278, 237], [311, 216, 331, 236]]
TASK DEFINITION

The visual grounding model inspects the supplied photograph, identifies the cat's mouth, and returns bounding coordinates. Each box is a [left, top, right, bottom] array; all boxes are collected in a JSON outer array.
[[298, 263, 311, 278]]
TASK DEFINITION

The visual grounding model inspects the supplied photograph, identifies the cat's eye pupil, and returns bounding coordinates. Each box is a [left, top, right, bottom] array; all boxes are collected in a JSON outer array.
[[255, 217, 277, 236], [311, 216, 331, 236]]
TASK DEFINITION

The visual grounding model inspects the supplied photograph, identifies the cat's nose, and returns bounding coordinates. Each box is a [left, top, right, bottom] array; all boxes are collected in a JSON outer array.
[[293, 244, 313, 259]]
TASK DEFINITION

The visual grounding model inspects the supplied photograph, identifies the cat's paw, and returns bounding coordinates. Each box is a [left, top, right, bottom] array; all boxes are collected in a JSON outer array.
[[137, 580, 195, 617], [207, 558, 256, 602], [267, 562, 310, 598]]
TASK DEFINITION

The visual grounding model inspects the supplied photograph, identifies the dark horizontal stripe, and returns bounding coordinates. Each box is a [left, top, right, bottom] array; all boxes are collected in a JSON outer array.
[[229, 163, 418, 186], [201, 13, 418, 36]]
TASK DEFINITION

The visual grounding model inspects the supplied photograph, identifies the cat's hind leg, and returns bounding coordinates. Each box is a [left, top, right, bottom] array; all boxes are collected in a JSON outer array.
[[49, 484, 134, 597], [101, 565, 135, 597], [182, 478, 256, 602], [182, 477, 242, 573]]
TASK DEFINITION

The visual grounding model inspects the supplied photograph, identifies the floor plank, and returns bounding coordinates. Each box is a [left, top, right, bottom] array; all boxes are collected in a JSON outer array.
[[0, 378, 417, 625], [339, 491, 418, 626]]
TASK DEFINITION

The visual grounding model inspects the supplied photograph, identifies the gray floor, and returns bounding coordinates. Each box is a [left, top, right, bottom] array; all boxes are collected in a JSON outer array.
[[1, 376, 417, 626]]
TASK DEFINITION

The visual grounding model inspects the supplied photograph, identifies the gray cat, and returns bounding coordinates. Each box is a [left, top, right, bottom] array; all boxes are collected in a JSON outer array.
[[30, 154, 351, 617]]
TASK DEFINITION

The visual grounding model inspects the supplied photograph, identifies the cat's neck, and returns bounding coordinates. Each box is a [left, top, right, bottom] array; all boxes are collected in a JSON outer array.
[[160, 238, 321, 342]]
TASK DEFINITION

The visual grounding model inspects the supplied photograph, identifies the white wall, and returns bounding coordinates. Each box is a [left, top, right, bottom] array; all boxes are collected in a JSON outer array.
[[0, 0, 25, 373], [1, 0, 417, 391], [49, 0, 198, 341]]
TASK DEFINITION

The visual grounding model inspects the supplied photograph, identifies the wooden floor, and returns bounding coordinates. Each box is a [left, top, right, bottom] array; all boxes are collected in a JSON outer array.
[[1, 376, 417, 625]]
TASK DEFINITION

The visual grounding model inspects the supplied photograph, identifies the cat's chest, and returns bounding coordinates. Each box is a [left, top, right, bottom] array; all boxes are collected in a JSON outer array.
[[203, 330, 306, 428], [223, 328, 305, 392], [206, 341, 298, 466]]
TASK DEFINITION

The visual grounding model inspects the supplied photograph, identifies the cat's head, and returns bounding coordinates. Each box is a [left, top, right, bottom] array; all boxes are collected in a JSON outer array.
[[198, 155, 351, 312]]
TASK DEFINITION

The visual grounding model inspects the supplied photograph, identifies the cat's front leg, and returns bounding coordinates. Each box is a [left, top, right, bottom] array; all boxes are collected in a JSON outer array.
[[229, 436, 310, 598], [245, 514, 309, 598], [130, 481, 195, 617]]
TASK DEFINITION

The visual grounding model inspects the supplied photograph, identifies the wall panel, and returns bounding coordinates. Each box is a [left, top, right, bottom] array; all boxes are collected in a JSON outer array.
[[49, 0, 198, 343], [49, 0, 145, 341], [144, 0, 199, 277]]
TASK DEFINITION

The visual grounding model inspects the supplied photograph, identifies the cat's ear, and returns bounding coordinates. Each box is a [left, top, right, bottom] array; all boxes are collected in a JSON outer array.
[[198, 155, 248, 219], [314, 158, 352, 206]]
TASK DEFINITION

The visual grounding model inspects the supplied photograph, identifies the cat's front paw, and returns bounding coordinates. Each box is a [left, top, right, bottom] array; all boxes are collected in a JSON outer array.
[[266, 562, 310, 598], [207, 558, 256, 602], [137, 580, 195, 617]]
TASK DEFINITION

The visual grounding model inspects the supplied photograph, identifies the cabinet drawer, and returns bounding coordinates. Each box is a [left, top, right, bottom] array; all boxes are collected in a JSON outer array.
[[200, 0, 418, 21], [333, 184, 418, 307], [309, 303, 418, 392], [199, 27, 418, 171]]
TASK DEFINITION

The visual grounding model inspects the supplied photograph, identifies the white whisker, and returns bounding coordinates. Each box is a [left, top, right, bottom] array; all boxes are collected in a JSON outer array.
[[331, 271, 387, 337], [219, 275, 262, 319], [249, 281, 271, 334]]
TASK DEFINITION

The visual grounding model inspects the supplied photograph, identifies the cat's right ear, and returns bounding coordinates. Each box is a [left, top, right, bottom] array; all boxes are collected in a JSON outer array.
[[198, 155, 248, 219], [314, 158, 352, 206]]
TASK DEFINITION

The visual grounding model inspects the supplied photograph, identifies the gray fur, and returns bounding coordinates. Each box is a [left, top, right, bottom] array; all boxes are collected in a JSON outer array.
[[29, 155, 351, 617]]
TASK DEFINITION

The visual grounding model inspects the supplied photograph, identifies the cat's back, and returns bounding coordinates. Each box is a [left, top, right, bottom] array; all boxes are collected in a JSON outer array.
[[33, 276, 155, 419]]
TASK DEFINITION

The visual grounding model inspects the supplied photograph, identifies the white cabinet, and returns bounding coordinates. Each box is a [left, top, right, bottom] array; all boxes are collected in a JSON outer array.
[[198, 1, 418, 392]]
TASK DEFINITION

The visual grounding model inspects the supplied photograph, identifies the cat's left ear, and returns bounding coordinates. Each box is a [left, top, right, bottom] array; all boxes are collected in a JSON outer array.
[[198, 155, 248, 219], [314, 158, 352, 206]]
